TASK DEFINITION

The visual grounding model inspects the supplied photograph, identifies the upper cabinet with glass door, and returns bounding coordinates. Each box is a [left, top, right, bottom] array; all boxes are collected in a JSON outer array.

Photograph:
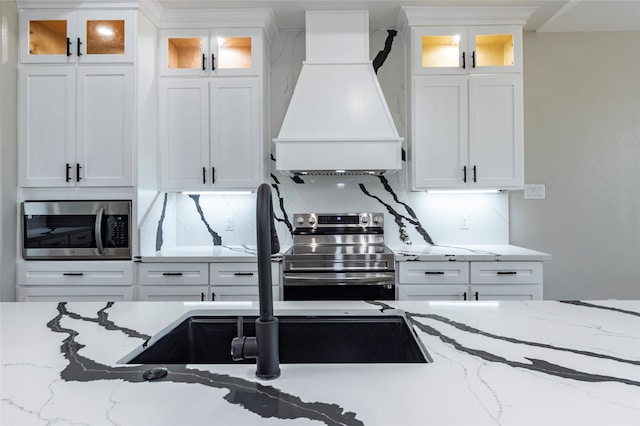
[[413, 25, 521, 75], [19, 10, 135, 63], [159, 28, 262, 77]]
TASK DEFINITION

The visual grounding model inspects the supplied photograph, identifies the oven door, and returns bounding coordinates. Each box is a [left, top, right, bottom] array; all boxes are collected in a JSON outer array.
[[282, 271, 396, 301]]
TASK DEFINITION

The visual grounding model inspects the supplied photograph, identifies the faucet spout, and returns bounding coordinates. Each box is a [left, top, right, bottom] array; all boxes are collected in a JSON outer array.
[[230, 183, 280, 380]]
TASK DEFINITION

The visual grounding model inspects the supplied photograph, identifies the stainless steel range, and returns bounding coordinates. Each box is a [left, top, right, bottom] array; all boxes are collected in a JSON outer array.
[[282, 213, 395, 301]]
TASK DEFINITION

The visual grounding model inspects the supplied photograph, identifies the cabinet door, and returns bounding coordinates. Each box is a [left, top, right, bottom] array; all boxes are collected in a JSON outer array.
[[20, 10, 134, 64], [210, 78, 262, 189], [75, 11, 135, 63], [398, 284, 468, 301], [19, 10, 75, 63], [412, 27, 467, 75], [18, 286, 133, 302], [469, 74, 523, 188], [210, 30, 262, 76], [159, 30, 209, 76], [19, 66, 76, 187], [412, 76, 468, 189], [136, 286, 209, 302], [76, 66, 134, 186], [470, 285, 542, 301], [159, 79, 210, 191], [468, 26, 522, 74]]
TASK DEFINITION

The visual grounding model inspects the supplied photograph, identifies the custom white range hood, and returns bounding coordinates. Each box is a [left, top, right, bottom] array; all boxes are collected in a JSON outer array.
[[274, 10, 403, 177]]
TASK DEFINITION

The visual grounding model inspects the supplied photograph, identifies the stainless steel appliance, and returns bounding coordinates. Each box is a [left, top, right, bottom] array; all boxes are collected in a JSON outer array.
[[282, 212, 395, 301], [22, 200, 132, 260]]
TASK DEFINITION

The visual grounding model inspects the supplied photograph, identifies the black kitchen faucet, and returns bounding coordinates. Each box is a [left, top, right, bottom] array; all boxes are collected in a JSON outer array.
[[230, 183, 281, 380]]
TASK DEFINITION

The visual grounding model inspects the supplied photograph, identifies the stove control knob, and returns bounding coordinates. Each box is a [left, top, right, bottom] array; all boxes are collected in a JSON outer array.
[[373, 215, 383, 224], [308, 216, 316, 225], [296, 216, 305, 225], [361, 216, 369, 225]]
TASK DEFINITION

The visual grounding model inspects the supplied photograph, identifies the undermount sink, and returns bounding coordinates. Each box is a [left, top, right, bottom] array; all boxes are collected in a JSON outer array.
[[121, 309, 431, 364]]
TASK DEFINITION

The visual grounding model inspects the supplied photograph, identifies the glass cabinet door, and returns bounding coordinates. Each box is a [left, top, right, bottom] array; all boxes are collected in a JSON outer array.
[[211, 35, 257, 74], [469, 26, 522, 73], [413, 27, 467, 75], [159, 30, 209, 76], [20, 10, 134, 63]]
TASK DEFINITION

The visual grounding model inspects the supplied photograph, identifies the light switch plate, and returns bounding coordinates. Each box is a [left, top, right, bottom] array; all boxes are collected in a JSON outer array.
[[524, 184, 545, 200]]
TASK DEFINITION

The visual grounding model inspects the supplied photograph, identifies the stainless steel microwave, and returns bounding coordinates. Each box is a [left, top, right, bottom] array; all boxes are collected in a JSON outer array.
[[22, 200, 132, 260]]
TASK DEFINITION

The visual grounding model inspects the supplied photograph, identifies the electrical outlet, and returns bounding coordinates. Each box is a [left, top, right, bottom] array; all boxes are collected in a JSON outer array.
[[524, 184, 546, 200], [459, 214, 470, 230], [225, 216, 234, 231]]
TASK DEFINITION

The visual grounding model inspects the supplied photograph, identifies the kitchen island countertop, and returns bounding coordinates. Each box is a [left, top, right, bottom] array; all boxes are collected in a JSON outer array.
[[1, 299, 637, 425], [139, 244, 550, 262]]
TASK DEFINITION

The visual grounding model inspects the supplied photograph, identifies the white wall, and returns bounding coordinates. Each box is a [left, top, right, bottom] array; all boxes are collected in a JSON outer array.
[[0, 0, 17, 302], [510, 31, 640, 299]]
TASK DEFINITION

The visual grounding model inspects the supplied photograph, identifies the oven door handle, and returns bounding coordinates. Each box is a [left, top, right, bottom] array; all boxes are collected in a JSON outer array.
[[283, 274, 394, 285], [95, 207, 105, 255]]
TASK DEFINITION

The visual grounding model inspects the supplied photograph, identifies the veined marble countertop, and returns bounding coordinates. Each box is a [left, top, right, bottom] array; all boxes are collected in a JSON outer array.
[[1, 300, 637, 425], [139, 244, 550, 262], [390, 244, 551, 261]]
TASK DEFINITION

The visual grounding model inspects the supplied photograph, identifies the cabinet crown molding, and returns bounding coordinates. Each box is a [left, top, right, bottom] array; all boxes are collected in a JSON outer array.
[[17, 0, 140, 9], [158, 8, 278, 41], [397, 6, 536, 34]]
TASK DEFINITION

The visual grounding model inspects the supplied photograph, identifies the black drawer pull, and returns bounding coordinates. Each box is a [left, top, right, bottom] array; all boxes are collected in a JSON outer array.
[[424, 271, 445, 275], [463, 292, 467, 300], [162, 272, 183, 276], [234, 272, 254, 276], [497, 271, 517, 275], [63, 272, 83, 276], [475, 291, 479, 300]]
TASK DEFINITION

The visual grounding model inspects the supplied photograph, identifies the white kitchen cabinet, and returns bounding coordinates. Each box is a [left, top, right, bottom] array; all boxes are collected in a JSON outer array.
[[210, 262, 281, 301], [159, 78, 262, 191], [17, 260, 134, 302], [411, 73, 523, 189], [19, 64, 134, 187], [159, 28, 262, 77], [397, 260, 542, 301], [19, 9, 135, 64], [18, 286, 133, 302], [136, 262, 210, 301], [412, 25, 522, 75]]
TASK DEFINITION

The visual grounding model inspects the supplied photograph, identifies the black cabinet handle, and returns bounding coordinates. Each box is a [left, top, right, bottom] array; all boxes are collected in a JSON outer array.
[[424, 271, 444, 275], [162, 272, 183, 276], [76, 163, 82, 182], [472, 51, 476, 68], [234, 272, 254, 276], [211, 292, 216, 301], [475, 291, 479, 300], [211, 53, 216, 71], [202, 53, 206, 71], [463, 292, 467, 300], [66, 38, 72, 56], [497, 271, 517, 275], [200, 292, 205, 301], [462, 51, 466, 69], [463, 166, 467, 183], [77, 38, 82, 56], [473, 165, 477, 183], [65, 163, 72, 182], [202, 167, 206, 184], [63, 272, 83, 276], [211, 167, 215, 184]]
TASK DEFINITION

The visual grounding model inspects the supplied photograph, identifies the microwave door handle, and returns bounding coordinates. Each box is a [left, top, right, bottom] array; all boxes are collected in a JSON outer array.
[[95, 207, 105, 255]]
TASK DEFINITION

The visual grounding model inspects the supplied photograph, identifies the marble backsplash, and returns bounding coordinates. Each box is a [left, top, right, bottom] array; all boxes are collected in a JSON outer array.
[[138, 29, 509, 255]]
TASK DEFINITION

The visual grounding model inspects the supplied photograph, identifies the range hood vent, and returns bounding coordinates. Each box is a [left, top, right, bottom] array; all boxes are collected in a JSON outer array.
[[274, 10, 403, 177]]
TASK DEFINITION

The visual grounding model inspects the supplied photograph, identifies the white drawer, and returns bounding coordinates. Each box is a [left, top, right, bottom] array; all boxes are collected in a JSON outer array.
[[398, 284, 468, 301], [137, 262, 209, 285], [211, 285, 281, 301], [18, 286, 134, 302], [135, 285, 209, 301], [470, 262, 543, 285], [398, 261, 469, 285], [210, 262, 280, 286], [19, 261, 133, 286]]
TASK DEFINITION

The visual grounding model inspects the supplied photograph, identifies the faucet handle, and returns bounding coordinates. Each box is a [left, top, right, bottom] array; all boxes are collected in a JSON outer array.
[[231, 336, 258, 361]]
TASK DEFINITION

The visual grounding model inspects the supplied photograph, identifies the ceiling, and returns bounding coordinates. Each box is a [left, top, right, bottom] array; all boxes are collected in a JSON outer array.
[[152, 0, 640, 32]]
